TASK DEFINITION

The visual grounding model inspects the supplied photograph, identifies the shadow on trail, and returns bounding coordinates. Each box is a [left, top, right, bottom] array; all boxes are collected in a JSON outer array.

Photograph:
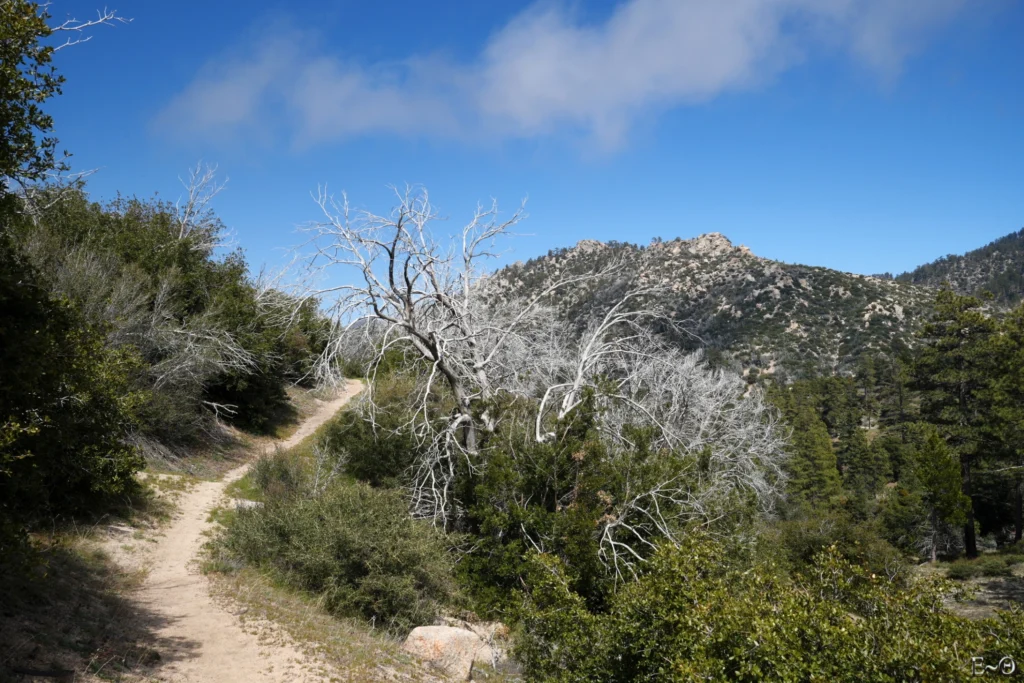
[[0, 541, 201, 682]]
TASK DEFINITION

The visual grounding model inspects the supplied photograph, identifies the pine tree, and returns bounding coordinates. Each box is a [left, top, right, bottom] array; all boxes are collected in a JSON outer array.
[[877, 349, 914, 431], [856, 355, 879, 429], [911, 429, 970, 562], [786, 402, 843, 507], [913, 288, 997, 558], [841, 428, 891, 499], [987, 303, 1024, 542]]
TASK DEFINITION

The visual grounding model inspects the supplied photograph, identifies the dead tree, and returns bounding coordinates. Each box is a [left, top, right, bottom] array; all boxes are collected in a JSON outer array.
[[303, 186, 788, 565]]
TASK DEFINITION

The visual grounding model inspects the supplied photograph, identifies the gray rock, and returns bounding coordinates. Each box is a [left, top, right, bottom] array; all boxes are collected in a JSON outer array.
[[403, 625, 484, 680]]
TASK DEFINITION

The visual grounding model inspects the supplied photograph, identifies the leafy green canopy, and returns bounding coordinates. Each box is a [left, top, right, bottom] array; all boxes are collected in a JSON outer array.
[[0, 2, 146, 557], [0, 230, 143, 549], [0, 1, 65, 187], [516, 533, 1024, 682]]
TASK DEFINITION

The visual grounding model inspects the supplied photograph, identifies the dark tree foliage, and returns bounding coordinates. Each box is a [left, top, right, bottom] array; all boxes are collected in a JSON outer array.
[[0, 2, 146, 557], [0, 1, 65, 185], [516, 534, 1024, 683], [0, 230, 143, 552], [985, 302, 1024, 541], [912, 288, 997, 558], [784, 401, 843, 507]]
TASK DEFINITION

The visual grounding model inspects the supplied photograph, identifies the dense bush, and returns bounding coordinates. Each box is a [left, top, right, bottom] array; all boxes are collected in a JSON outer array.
[[320, 376, 422, 487], [764, 508, 904, 578], [16, 188, 330, 442], [1, 232, 144, 551], [218, 451, 457, 634], [946, 556, 1016, 580], [516, 533, 1024, 682]]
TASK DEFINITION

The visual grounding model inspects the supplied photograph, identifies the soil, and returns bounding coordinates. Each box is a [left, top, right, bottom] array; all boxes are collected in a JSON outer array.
[[116, 381, 363, 683]]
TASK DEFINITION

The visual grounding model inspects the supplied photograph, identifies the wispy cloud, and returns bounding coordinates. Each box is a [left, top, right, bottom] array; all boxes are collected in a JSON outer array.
[[155, 0, 967, 149]]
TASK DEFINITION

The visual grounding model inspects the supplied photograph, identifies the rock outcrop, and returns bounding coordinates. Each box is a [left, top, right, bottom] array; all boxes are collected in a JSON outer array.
[[403, 625, 487, 680], [402, 621, 512, 680]]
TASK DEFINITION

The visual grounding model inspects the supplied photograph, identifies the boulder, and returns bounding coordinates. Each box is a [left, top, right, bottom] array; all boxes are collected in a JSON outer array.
[[402, 625, 484, 680], [438, 618, 511, 670]]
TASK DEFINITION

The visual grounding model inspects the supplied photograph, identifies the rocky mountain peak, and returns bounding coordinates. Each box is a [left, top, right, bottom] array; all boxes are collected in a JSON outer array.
[[574, 239, 607, 254], [493, 232, 933, 378], [685, 232, 735, 257]]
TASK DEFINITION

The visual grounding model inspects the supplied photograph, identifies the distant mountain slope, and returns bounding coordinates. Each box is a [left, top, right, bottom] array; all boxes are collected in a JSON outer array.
[[491, 234, 933, 379], [897, 228, 1024, 305]]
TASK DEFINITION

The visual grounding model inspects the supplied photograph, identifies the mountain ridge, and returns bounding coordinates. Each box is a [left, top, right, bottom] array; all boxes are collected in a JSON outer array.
[[896, 228, 1024, 304], [492, 231, 938, 379]]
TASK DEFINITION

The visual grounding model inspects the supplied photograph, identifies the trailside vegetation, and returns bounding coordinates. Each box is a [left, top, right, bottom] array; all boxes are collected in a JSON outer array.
[[0, 1, 326, 560], [211, 187, 1024, 680]]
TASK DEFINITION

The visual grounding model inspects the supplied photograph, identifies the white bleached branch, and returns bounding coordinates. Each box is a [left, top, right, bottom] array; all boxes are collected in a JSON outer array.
[[301, 185, 788, 572], [48, 5, 130, 51]]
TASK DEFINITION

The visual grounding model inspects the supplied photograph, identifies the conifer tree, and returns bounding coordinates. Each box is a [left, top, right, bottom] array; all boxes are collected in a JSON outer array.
[[856, 355, 879, 429], [841, 428, 890, 499], [988, 303, 1024, 542], [786, 402, 843, 507], [877, 350, 914, 431], [913, 288, 997, 557], [911, 429, 970, 562]]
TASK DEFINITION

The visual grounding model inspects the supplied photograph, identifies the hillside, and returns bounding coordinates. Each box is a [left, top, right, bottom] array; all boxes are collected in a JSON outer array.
[[492, 233, 934, 378], [897, 228, 1024, 304]]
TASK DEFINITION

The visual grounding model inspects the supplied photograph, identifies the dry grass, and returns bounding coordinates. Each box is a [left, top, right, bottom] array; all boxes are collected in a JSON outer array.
[[1, 535, 160, 682], [207, 567, 444, 682], [0, 472, 205, 682]]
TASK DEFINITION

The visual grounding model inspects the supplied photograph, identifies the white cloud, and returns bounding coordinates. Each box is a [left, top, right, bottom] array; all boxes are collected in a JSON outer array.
[[155, 0, 967, 149], [155, 34, 301, 135]]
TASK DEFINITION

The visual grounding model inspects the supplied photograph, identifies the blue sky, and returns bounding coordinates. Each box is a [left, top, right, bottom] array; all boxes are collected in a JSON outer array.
[[46, 0, 1024, 276]]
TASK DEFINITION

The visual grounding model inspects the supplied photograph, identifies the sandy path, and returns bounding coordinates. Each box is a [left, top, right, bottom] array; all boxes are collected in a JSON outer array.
[[134, 380, 363, 683]]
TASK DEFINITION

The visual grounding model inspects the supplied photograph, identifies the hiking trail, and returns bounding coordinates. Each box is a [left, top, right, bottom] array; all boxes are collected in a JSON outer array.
[[123, 380, 363, 682]]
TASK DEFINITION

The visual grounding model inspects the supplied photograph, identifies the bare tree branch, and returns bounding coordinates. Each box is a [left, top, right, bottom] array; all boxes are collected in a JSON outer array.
[[48, 5, 130, 52], [299, 186, 788, 571]]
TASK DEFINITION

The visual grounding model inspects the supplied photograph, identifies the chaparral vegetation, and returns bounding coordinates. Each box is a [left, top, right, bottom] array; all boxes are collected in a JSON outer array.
[[5, 2, 1024, 681]]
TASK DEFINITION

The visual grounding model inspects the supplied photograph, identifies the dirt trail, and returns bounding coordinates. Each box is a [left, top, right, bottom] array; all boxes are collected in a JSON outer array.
[[130, 380, 363, 683]]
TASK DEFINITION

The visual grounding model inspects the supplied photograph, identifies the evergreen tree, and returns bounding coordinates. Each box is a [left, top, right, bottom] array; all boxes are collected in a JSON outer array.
[[911, 429, 970, 562], [913, 288, 997, 557], [856, 355, 879, 429], [815, 376, 861, 441], [877, 349, 914, 432], [987, 303, 1024, 542], [786, 402, 843, 507], [841, 428, 891, 500]]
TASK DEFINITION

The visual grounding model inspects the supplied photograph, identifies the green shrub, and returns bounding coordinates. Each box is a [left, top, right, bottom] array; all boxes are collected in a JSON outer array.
[[946, 559, 980, 580], [1, 233, 144, 550], [516, 533, 1024, 682], [978, 556, 1014, 577], [762, 507, 904, 578], [321, 376, 421, 487], [218, 478, 457, 634], [946, 556, 1014, 580], [249, 449, 306, 501]]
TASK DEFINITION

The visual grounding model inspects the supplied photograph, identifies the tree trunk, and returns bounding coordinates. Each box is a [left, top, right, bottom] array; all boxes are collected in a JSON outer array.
[[1014, 470, 1022, 544], [931, 507, 939, 563], [962, 454, 978, 558]]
